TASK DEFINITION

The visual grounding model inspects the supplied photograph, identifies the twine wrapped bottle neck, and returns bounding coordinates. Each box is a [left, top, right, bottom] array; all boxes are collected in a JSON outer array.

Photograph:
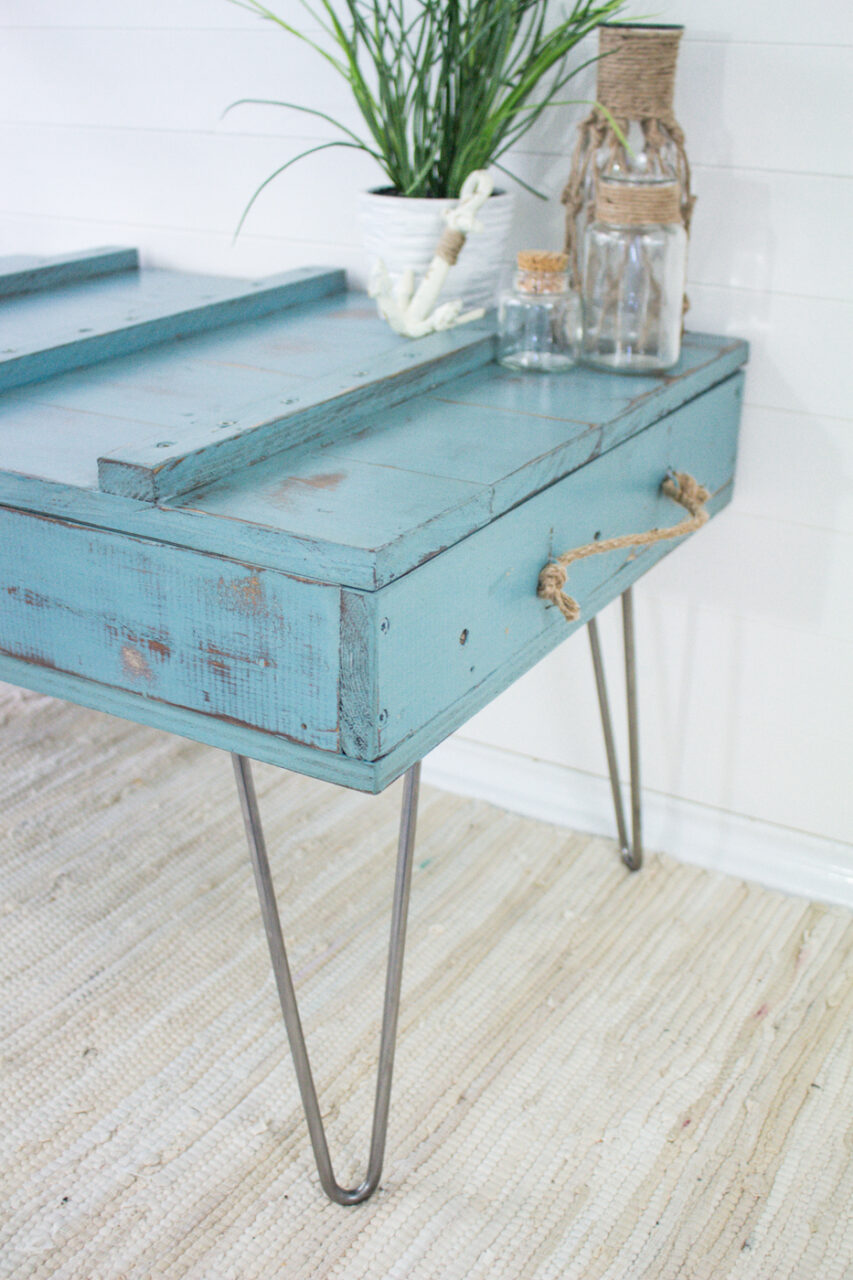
[[596, 24, 683, 125], [594, 180, 682, 227]]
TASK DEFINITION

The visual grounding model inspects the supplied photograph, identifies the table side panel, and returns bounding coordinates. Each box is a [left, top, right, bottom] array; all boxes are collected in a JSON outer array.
[[371, 373, 743, 761], [0, 508, 341, 750], [0, 650, 381, 791]]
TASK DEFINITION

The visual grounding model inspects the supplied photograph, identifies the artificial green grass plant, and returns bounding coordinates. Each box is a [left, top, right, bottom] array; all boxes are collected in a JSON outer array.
[[229, 0, 626, 228]]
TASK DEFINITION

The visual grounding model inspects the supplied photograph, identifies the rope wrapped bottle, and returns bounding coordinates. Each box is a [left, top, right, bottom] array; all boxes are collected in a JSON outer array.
[[562, 24, 695, 292]]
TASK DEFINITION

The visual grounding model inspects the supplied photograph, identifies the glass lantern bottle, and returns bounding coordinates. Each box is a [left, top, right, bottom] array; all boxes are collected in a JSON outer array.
[[581, 178, 686, 373], [562, 24, 694, 291], [497, 251, 580, 373]]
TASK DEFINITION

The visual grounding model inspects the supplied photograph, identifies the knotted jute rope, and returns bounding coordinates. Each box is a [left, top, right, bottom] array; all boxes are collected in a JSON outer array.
[[596, 24, 682, 122], [595, 179, 681, 226], [537, 471, 710, 622], [562, 24, 695, 290], [435, 227, 467, 266]]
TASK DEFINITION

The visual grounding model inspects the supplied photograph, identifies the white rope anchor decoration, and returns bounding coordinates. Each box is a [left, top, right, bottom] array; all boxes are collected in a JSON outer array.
[[368, 170, 493, 338]]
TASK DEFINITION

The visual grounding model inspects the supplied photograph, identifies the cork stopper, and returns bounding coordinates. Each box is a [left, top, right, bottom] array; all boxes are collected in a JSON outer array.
[[517, 251, 569, 274], [595, 180, 681, 227]]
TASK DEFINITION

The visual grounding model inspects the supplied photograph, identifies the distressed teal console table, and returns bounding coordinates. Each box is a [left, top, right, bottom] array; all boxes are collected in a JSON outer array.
[[0, 248, 747, 1203]]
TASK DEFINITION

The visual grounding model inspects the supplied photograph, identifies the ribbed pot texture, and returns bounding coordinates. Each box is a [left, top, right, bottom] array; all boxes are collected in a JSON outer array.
[[359, 189, 514, 311]]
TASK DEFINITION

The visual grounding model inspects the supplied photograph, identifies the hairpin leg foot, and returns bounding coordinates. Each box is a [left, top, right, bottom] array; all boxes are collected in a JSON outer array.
[[587, 586, 643, 871], [232, 754, 421, 1205]]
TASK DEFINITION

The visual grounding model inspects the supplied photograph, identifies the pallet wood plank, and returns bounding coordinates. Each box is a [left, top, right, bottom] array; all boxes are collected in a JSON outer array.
[[0, 265, 345, 393], [178, 334, 746, 589], [0, 246, 139, 298], [0, 507, 341, 750], [0, 255, 749, 794], [0, 650, 377, 791], [372, 374, 743, 761], [97, 308, 497, 501], [339, 589, 378, 760]]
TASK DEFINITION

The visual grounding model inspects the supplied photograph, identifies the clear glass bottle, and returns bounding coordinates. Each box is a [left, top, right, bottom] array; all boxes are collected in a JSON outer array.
[[498, 251, 580, 373], [581, 178, 686, 373], [564, 24, 693, 290]]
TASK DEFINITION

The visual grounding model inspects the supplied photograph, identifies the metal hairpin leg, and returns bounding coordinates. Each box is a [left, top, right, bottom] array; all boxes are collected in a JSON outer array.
[[587, 586, 643, 871], [232, 754, 421, 1205]]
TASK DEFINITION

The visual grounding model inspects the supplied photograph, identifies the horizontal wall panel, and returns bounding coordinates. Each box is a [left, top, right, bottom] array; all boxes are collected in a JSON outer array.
[[647, 509, 853, 644], [461, 595, 853, 845], [0, 212, 368, 283], [686, 286, 853, 422], [515, 43, 852, 177], [0, 2, 260, 28], [501, 155, 853, 303], [0, 28, 351, 134], [2, 134, 847, 302], [688, 171, 853, 302], [734, 405, 853, 537], [3, 0, 850, 44], [662, 0, 853, 46], [0, 124, 382, 243], [3, 36, 848, 182]]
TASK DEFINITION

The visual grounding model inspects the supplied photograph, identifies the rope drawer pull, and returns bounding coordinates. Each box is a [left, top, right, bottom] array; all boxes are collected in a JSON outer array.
[[537, 471, 710, 623]]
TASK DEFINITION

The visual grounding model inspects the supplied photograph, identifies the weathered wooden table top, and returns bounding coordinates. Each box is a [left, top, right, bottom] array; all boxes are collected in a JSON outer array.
[[0, 248, 748, 791]]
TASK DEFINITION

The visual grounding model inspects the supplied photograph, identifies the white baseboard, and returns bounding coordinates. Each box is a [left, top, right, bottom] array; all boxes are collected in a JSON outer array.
[[423, 737, 853, 910]]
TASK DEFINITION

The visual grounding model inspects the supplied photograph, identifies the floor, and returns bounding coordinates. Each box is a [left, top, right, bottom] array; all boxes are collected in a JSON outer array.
[[1, 683, 851, 1280]]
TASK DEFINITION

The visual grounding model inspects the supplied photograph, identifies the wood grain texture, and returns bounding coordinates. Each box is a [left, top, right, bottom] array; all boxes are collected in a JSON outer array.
[[0, 259, 747, 794], [0, 246, 138, 297], [181, 333, 746, 589], [372, 375, 742, 766], [338, 590, 378, 760], [0, 650, 374, 790], [98, 311, 497, 501], [0, 507, 341, 751], [0, 265, 345, 394]]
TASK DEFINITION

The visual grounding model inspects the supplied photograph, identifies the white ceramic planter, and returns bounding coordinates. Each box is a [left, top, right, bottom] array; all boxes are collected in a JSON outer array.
[[359, 187, 514, 312]]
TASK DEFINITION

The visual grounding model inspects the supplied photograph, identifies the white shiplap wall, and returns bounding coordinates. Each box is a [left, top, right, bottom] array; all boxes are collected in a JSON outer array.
[[1, 1, 851, 895]]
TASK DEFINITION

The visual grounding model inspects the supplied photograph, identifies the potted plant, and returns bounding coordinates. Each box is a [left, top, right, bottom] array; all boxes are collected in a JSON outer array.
[[230, 0, 626, 307]]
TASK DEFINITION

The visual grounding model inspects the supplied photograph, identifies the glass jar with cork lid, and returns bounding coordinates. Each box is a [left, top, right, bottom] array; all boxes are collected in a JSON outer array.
[[498, 251, 580, 373], [581, 177, 687, 373]]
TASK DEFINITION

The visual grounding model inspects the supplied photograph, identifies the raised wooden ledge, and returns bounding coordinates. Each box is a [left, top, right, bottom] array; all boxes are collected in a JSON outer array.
[[0, 246, 139, 298], [0, 263, 347, 395]]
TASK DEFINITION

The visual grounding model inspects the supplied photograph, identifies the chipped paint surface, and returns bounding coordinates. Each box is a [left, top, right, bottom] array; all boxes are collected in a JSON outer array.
[[120, 644, 152, 681], [5, 585, 50, 609], [0, 506, 341, 751], [272, 472, 346, 506], [216, 572, 268, 616]]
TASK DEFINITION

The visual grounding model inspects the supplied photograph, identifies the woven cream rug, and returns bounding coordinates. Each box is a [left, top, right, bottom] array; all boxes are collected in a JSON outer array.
[[1, 683, 852, 1280]]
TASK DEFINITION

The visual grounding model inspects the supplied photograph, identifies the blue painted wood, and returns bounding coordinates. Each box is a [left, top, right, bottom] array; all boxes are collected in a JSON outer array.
[[372, 374, 742, 762], [97, 311, 497, 501], [0, 379, 739, 797], [0, 289, 493, 502], [0, 251, 748, 793], [179, 333, 747, 590], [0, 506, 341, 751], [0, 650, 378, 791], [0, 247, 139, 298], [0, 265, 345, 393], [339, 589, 378, 759]]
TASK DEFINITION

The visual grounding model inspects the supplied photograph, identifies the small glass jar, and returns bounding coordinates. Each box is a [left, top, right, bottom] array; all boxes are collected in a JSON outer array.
[[581, 178, 686, 373], [498, 251, 580, 372]]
